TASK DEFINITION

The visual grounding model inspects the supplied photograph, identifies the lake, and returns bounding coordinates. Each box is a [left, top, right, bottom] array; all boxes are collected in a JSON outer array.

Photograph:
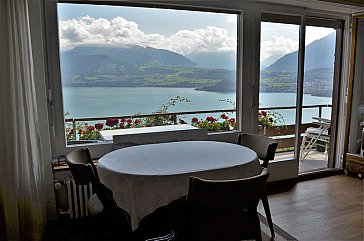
[[63, 87, 332, 125]]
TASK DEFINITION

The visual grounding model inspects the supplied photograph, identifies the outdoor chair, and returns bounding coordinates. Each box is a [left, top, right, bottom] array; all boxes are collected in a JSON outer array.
[[185, 168, 270, 241], [299, 117, 331, 161], [66, 148, 133, 240], [237, 133, 277, 238]]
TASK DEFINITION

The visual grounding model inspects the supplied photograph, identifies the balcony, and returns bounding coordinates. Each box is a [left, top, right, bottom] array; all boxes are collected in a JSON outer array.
[[65, 104, 331, 173]]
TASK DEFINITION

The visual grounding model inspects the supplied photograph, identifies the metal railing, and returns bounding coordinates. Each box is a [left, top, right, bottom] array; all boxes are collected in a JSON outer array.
[[259, 104, 332, 119], [65, 104, 332, 141]]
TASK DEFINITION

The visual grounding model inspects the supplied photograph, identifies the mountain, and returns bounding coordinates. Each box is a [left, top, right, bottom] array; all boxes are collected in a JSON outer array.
[[260, 53, 284, 70], [265, 32, 336, 72], [60, 45, 235, 91], [60, 52, 116, 75], [259, 32, 336, 97], [187, 51, 236, 70], [65, 45, 196, 67], [59, 34, 336, 96]]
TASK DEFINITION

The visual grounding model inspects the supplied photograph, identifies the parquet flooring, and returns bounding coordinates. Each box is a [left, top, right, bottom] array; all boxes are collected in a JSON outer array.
[[259, 174, 363, 241]]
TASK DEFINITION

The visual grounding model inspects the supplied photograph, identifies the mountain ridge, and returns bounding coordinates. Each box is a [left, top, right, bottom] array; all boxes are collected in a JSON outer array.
[[60, 34, 336, 96], [265, 32, 335, 72]]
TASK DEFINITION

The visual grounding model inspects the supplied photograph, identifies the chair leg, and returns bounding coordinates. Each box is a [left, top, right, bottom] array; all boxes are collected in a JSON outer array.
[[254, 213, 262, 241], [261, 195, 275, 238]]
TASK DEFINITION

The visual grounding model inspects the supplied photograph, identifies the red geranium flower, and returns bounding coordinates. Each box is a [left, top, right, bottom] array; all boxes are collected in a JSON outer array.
[[127, 119, 133, 124], [220, 114, 229, 119], [78, 129, 83, 134], [206, 116, 216, 123], [134, 119, 141, 124], [191, 117, 199, 123], [87, 126, 95, 131], [120, 118, 126, 122], [95, 123, 103, 130], [229, 118, 235, 123], [106, 118, 119, 127]]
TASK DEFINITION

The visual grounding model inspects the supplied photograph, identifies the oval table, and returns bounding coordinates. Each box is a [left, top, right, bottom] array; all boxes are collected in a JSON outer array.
[[97, 140, 261, 229]]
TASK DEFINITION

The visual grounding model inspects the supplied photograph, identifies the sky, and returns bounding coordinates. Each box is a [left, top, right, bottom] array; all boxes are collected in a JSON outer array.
[[58, 3, 335, 62], [58, 3, 237, 55], [260, 22, 335, 63]]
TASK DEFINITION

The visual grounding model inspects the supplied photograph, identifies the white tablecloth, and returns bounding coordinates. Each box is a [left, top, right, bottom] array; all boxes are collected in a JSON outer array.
[[97, 140, 260, 229]]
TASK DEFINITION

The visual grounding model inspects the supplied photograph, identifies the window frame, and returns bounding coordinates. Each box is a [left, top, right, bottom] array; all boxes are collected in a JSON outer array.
[[45, 0, 242, 158], [259, 11, 345, 168]]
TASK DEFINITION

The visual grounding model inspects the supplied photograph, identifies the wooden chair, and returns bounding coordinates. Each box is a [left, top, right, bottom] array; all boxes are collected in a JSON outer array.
[[237, 133, 277, 238], [66, 148, 133, 240], [185, 168, 270, 241], [237, 133, 278, 168]]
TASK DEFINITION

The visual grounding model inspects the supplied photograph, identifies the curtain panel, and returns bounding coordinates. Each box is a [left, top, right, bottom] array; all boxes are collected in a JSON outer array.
[[0, 0, 46, 240]]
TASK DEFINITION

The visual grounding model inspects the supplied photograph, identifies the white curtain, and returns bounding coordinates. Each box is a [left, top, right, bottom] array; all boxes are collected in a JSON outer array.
[[0, 0, 46, 240]]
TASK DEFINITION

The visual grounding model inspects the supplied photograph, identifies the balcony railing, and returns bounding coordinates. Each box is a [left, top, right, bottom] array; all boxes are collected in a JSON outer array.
[[65, 104, 332, 146]]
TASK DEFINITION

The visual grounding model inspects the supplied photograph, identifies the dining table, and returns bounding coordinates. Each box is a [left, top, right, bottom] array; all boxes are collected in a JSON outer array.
[[97, 140, 261, 229]]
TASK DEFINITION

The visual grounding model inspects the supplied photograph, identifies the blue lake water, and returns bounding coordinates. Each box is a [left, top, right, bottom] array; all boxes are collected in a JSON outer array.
[[63, 87, 332, 125]]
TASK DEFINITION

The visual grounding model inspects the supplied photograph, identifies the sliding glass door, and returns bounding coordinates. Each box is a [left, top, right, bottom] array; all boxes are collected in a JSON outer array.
[[260, 14, 342, 173]]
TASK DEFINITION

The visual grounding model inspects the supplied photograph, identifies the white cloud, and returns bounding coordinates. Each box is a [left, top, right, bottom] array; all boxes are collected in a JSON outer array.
[[58, 15, 236, 55], [306, 26, 335, 45], [260, 35, 299, 62]]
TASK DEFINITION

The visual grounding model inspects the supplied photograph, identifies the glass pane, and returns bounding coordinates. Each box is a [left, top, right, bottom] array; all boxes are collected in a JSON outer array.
[[300, 26, 336, 172], [260, 21, 300, 160], [57, 3, 238, 143]]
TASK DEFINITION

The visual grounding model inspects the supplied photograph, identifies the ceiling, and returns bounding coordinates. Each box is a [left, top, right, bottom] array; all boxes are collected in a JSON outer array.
[[139, 0, 364, 14], [321, 0, 364, 7], [254, 0, 364, 14]]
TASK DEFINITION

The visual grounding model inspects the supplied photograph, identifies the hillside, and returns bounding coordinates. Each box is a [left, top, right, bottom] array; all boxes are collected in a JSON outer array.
[[65, 46, 196, 67], [260, 32, 335, 97], [187, 51, 236, 70], [265, 32, 335, 72], [60, 45, 235, 91], [260, 68, 334, 96], [60, 34, 336, 96]]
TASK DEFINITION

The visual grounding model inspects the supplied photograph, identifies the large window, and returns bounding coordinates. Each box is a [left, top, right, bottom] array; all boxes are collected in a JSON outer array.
[[57, 3, 238, 144]]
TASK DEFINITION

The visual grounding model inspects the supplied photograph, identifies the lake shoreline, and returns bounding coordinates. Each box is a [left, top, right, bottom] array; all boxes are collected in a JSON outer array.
[[63, 86, 332, 125]]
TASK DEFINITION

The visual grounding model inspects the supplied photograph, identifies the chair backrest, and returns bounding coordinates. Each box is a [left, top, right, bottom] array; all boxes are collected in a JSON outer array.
[[312, 117, 331, 135], [186, 168, 269, 241], [66, 147, 100, 182], [67, 149, 130, 212], [237, 133, 278, 168], [66, 148, 115, 206], [66, 149, 132, 235]]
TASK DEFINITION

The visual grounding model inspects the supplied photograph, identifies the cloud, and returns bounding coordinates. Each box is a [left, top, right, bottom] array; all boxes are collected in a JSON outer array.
[[59, 15, 236, 55], [306, 26, 335, 45], [260, 35, 298, 62], [260, 24, 335, 62]]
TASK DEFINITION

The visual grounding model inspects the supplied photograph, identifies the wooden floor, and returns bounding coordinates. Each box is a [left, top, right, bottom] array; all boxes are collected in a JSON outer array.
[[275, 150, 329, 173], [258, 174, 364, 241]]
